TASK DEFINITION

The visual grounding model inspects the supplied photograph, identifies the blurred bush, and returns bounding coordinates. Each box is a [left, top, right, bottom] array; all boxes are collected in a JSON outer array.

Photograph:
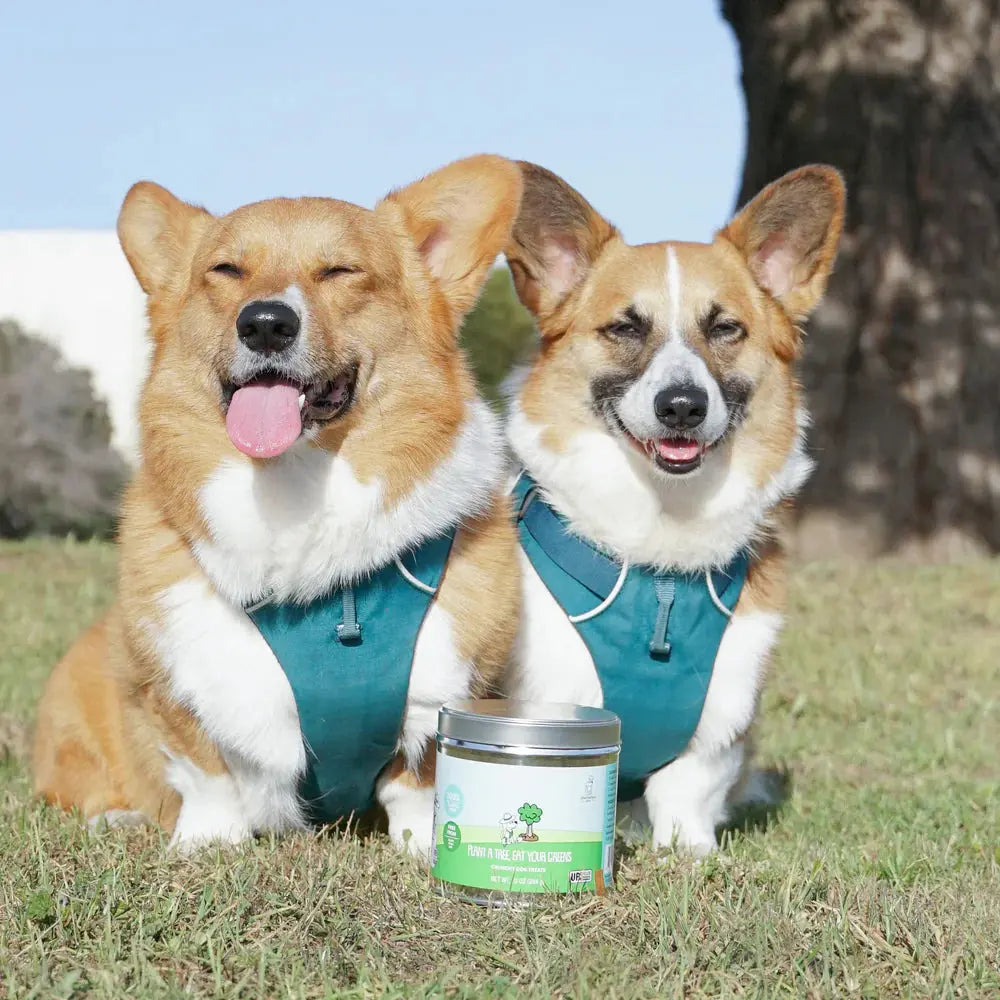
[[459, 267, 536, 403], [0, 320, 125, 539]]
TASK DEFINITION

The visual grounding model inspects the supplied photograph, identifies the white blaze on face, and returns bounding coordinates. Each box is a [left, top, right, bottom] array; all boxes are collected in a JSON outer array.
[[615, 245, 729, 444], [278, 284, 310, 344], [666, 244, 682, 341]]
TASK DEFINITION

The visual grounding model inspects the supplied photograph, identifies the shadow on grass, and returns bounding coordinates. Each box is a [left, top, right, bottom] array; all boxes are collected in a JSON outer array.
[[610, 765, 794, 867], [718, 765, 793, 846]]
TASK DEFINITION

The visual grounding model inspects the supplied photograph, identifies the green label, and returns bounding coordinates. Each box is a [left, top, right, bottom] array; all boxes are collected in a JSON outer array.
[[432, 752, 617, 894], [441, 821, 461, 851]]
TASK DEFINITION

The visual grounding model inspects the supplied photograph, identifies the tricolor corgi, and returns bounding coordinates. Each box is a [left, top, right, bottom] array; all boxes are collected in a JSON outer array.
[[502, 162, 844, 855], [32, 155, 523, 854]]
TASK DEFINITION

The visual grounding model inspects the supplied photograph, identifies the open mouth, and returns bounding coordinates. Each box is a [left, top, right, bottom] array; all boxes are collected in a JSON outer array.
[[634, 435, 708, 475], [607, 409, 709, 475], [221, 367, 357, 459]]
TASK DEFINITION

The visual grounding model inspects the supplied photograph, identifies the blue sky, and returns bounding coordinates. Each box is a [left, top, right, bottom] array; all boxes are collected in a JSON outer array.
[[3, 1, 745, 244]]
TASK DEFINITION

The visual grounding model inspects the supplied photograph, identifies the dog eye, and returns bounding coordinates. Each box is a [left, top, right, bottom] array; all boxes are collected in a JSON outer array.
[[210, 262, 243, 278], [317, 265, 360, 281], [709, 320, 746, 340], [602, 320, 644, 339]]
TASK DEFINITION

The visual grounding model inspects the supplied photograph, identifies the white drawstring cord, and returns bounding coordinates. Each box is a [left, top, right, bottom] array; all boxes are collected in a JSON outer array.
[[395, 558, 438, 596], [506, 468, 527, 497], [244, 591, 274, 613], [569, 558, 630, 624], [705, 568, 733, 619], [511, 467, 627, 624]]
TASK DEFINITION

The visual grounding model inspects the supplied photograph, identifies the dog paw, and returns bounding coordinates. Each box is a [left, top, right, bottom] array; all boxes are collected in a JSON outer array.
[[653, 821, 717, 862], [168, 804, 251, 855], [682, 839, 717, 862], [168, 824, 251, 856], [380, 780, 434, 860], [391, 823, 433, 860], [655, 840, 717, 866]]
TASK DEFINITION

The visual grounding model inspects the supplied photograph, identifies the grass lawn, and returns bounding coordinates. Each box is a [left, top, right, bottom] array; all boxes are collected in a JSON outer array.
[[1, 539, 998, 999]]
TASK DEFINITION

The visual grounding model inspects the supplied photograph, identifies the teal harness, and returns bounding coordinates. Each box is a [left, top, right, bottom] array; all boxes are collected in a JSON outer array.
[[246, 534, 455, 825], [513, 475, 748, 801]]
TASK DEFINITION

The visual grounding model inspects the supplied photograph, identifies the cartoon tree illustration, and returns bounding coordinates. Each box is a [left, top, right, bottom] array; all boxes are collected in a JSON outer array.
[[518, 803, 543, 841]]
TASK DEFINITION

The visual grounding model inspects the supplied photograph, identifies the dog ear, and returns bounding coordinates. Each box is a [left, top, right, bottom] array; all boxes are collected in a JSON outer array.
[[117, 182, 211, 296], [720, 166, 845, 321], [505, 162, 618, 332], [382, 155, 523, 323]]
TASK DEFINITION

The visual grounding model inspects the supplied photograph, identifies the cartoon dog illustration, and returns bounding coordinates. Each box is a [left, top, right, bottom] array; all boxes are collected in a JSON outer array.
[[498, 812, 518, 845]]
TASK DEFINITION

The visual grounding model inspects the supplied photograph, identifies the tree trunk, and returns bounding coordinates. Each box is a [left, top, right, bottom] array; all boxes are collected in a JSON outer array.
[[722, 0, 1000, 559]]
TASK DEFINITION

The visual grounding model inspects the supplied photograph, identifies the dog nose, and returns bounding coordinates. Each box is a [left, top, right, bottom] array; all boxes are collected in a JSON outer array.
[[654, 385, 709, 429], [236, 300, 300, 355]]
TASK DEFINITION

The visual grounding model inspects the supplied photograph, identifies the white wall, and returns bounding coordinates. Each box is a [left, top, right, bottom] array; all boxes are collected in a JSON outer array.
[[0, 231, 148, 462]]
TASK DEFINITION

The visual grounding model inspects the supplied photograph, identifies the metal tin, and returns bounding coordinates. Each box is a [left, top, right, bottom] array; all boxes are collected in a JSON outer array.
[[431, 700, 621, 905]]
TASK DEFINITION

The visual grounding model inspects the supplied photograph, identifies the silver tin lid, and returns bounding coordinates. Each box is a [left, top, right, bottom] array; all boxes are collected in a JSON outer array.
[[438, 700, 620, 751]]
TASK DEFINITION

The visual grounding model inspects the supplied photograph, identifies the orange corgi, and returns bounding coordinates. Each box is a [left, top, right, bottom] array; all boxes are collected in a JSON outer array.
[[33, 156, 523, 853], [502, 162, 844, 854]]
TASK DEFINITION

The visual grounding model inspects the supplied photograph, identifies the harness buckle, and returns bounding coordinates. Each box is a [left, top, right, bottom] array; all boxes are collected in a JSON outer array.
[[648, 637, 672, 661], [336, 621, 363, 645]]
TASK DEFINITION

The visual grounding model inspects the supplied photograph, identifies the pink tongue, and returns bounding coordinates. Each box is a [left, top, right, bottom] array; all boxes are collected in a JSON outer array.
[[225, 380, 303, 458], [656, 438, 701, 463]]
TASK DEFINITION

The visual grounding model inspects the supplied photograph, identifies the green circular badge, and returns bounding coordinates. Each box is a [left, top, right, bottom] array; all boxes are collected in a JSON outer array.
[[442, 821, 462, 851]]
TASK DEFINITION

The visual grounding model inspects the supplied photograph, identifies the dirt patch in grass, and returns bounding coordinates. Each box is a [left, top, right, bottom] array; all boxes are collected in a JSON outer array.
[[0, 714, 29, 764]]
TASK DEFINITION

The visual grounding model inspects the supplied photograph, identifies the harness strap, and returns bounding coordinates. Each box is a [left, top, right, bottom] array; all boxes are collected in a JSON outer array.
[[519, 486, 621, 599], [245, 529, 457, 824], [512, 470, 751, 799], [649, 576, 677, 660], [336, 584, 363, 645]]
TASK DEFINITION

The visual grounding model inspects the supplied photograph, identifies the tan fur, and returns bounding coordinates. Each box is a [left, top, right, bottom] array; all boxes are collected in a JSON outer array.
[[721, 166, 845, 322], [379, 494, 523, 791], [436, 496, 521, 692], [33, 156, 524, 834], [507, 165, 844, 499], [736, 521, 789, 616], [502, 164, 845, 821], [505, 161, 618, 323], [514, 238, 803, 494]]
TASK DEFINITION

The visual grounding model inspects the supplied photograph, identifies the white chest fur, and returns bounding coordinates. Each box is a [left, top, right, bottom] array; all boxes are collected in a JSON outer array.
[[511, 524, 782, 855], [154, 401, 501, 849], [195, 400, 502, 606], [506, 396, 795, 852], [507, 399, 811, 572], [509, 549, 602, 708]]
